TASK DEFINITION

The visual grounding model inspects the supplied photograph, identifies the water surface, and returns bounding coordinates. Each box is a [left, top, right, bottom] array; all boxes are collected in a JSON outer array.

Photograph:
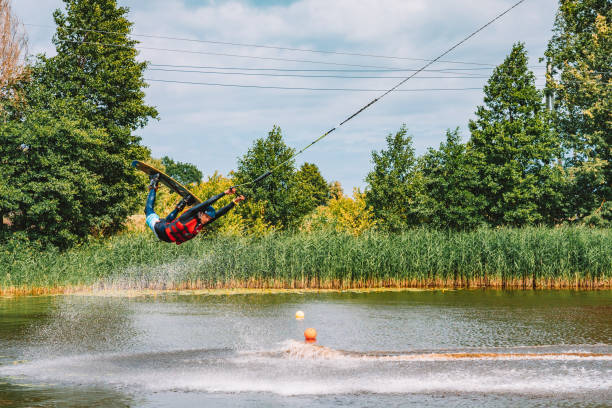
[[1, 290, 611, 407]]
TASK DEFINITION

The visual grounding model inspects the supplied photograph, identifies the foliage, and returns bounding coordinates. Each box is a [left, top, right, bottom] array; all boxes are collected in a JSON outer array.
[[161, 155, 202, 185], [468, 43, 564, 226], [44, 0, 158, 130], [1, 0, 157, 248], [545, 1, 611, 220], [581, 200, 612, 227], [301, 189, 376, 236], [37, 0, 157, 235], [233, 126, 303, 228], [328, 181, 344, 200], [0, 83, 109, 248], [291, 162, 330, 219], [418, 129, 486, 229], [365, 125, 424, 231]]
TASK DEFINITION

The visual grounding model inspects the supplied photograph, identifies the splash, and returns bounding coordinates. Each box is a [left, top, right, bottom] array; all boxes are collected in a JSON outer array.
[[274, 340, 612, 361], [3, 342, 611, 397], [96, 256, 215, 291]]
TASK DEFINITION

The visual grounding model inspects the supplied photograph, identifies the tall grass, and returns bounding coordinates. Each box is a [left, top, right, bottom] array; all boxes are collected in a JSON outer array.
[[1, 227, 610, 295]]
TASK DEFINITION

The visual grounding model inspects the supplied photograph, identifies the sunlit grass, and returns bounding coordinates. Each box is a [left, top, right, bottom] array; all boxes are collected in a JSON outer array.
[[1, 227, 610, 295]]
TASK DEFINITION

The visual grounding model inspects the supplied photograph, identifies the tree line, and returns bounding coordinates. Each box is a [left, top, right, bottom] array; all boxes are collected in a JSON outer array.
[[0, 0, 609, 250]]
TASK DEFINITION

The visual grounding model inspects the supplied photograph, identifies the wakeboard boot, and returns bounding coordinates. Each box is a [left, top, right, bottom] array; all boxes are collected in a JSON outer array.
[[148, 173, 160, 191]]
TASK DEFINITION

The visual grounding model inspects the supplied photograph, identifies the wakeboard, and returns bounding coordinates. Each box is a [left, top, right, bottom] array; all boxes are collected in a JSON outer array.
[[132, 160, 202, 204]]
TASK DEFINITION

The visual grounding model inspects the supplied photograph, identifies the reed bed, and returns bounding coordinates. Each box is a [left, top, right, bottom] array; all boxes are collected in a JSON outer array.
[[1, 227, 611, 295]]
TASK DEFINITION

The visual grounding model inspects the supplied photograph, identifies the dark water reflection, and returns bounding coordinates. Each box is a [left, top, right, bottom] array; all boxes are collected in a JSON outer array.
[[0, 290, 610, 407]]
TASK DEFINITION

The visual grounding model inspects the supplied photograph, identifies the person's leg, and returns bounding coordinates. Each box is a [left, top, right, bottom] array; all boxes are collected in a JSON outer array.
[[164, 195, 192, 223], [145, 175, 161, 237], [145, 187, 157, 216]]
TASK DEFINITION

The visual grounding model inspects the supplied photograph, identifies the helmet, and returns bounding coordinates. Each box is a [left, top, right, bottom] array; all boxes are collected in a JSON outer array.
[[204, 206, 216, 218]]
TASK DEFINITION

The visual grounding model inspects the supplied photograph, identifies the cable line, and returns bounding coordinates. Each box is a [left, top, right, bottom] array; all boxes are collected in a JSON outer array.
[[147, 63, 495, 76], [231, 0, 528, 189], [57, 39, 505, 71], [146, 78, 484, 91], [148, 67, 570, 81], [26, 22, 503, 67], [52, 38, 549, 74], [51, 38, 553, 75], [150, 63, 607, 75], [147, 67, 495, 79]]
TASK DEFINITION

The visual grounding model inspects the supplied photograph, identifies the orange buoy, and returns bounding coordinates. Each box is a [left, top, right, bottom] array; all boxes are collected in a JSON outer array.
[[295, 310, 305, 319], [304, 327, 317, 342]]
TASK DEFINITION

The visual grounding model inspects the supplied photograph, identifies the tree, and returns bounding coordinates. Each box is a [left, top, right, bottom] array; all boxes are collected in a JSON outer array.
[[292, 162, 329, 218], [545, 1, 611, 221], [35, 0, 157, 236], [468, 43, 564, 226], [0, 83, 109, 248], [364, 125, 424, 231], [161, 156, 202, 185], [419, 129, 486, 229], [0, 0, 28, 103], [1, 0, 157, 247], [328, 181, 344, 200], [232, 126, 299, 228]]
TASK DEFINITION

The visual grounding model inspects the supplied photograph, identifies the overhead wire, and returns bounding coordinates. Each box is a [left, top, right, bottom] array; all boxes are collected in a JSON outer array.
[[145, 78, 484, 92], [25, 22, 504, 67], [147, 63, 497, 75], [54, 39, 510, 71], [147, 66, 574, 81], [29, 23, 612, 76], [28, 25, 552, 74], [147, 67, 496, 79]]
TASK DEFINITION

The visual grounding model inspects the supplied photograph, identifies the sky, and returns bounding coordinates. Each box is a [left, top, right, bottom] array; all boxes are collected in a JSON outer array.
[[14, 0, 559, 192]]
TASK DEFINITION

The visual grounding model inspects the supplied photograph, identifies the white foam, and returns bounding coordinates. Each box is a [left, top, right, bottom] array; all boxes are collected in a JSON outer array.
[[2, 343, 611, 396]]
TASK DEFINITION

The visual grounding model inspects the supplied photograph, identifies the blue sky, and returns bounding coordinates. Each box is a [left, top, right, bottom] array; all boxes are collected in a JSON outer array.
[[15, 0, 559, 193]]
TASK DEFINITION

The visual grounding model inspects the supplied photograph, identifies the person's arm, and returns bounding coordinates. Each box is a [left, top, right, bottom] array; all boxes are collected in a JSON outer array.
[[164, 196, 191, 222], [179, 188, 238, 221], [164, 207, 180, 223], [207, 195, 245, 224], [199, 192, 226, 208], [207, 202, 234, 224]]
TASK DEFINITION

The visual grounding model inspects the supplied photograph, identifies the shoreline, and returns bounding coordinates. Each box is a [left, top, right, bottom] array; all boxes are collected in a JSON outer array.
[[2, 280, 611, 298]]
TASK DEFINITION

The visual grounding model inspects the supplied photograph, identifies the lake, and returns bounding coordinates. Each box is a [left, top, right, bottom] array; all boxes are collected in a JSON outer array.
[[1, 290, 611, 407]]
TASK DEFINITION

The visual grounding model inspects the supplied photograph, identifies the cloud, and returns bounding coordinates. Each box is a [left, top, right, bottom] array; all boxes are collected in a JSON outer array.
[[16, 0, 558, 191]]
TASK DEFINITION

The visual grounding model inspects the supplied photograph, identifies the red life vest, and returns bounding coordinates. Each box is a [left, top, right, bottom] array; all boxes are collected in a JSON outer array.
[[165, 217, 203, 245]]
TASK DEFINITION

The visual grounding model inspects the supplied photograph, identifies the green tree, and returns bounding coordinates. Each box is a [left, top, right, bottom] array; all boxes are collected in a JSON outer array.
[[365, 125, 424, 231], [232, 126, 299, 228], [1, 0, 157, 247], [292, 162, 329, 217], [0, 82, 109, 248], [468, 43, 564, 226], [545, 1, 611, 221], [419, 129, 486, 229], [36, 0, 157, 235], [161, 156, 202, 185]]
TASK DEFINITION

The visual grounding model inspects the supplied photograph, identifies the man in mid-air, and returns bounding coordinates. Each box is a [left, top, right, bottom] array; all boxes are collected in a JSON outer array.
[[144, 174, 245, 245]]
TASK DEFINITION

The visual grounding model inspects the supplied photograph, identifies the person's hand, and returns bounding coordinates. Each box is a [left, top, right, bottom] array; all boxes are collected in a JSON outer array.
[[224, 187, 237, 195], [233, 195, 245, 204]]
